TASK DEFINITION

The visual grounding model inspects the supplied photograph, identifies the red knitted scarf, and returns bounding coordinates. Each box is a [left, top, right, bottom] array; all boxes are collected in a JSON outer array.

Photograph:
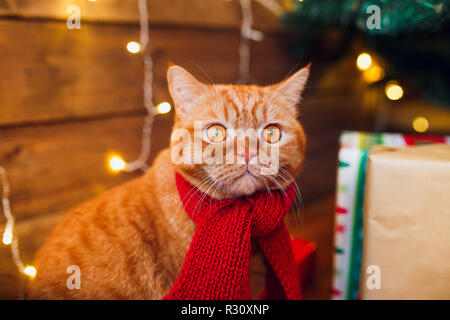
[[163, 172, 301, 300]]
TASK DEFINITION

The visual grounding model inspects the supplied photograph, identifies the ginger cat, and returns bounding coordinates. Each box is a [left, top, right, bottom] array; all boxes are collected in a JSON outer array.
[[27, 64, 309, 299]]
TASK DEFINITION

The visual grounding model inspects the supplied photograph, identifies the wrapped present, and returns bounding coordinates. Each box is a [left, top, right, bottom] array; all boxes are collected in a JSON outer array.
[[332, 131, 450, 300], [359, 144, 450, 299]]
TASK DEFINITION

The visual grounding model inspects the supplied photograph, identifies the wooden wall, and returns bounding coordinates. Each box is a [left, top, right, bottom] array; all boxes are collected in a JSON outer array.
[[0, 0, 374, 298]]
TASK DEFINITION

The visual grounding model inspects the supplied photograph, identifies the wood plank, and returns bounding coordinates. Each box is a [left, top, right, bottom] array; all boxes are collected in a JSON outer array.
[[0, 113, 173, 221], [0, 19, 298, 127], [0, 19, 143, 126], [0, 0, 282, 32]]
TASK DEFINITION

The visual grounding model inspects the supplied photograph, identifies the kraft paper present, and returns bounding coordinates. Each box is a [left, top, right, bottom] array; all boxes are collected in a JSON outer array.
[[359, 144, 450, 299], [332, 131, 450, 300]]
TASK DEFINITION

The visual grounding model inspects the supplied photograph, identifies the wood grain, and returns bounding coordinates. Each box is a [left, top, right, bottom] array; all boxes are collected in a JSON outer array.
[[0, 0, 282, 32], [0, 19, 297, 127], [0, 114, 173, 221]]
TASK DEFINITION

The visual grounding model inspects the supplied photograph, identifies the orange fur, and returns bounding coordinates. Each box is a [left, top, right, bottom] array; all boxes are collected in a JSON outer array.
[[27, 65, 309, 299]]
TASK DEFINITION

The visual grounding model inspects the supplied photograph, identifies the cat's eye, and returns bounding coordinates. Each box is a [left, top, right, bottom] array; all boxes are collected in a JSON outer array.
[[206, 124, 226, 142], [263, 125, 281, 143]]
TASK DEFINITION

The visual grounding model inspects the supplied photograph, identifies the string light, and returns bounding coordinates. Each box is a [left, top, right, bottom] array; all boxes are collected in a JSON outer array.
[[126, 41, 141, 54], [24, 266, 37, 278], [235, 0, 283, 83], [234, 0, 286, 83], [412, 116, 429, 133], [356, 53, 372, 70], [1, 166, 32, 277], [124, 0, 280, 171], [385, 81, 404, 100], [119, 0, 157, 173], [156, 102, 172, 114], [108, 155, 126, 172], [2, 225, 12, 245], [254, 0, 283, 15], [119, 0, 279, 171], [237, 0, 260, 83]]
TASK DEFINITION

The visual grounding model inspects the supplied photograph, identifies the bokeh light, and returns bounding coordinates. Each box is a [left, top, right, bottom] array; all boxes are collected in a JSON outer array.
[[156, 102, 172, 114], [356, 53, 372, 70], [362, 65, 385, 83], [385, 82, 404, 100], [108, 155, 126, 172], [412, 117, 429, 133], [126, 41, 140, 54], [2, 229, 12, 245], [24, 266, 37, 278]]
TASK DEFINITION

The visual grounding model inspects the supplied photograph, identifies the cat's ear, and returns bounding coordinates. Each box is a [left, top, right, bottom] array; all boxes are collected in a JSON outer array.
[[167, 65, 206, 117], [270, 64, 310, 107]]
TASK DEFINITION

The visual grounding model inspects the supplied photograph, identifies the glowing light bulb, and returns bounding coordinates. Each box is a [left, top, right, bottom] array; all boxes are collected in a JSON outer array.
[[156, 102, 171, 114], [2, 229, 12, 245], [108, 155, 126, 172], [412, 117, 429, 133], [126, 41, 140, 54], [385, 82, 404, 100], [24, 266, 37, 278], [362, 65, 385, 83], [356, 53, 372, 70]]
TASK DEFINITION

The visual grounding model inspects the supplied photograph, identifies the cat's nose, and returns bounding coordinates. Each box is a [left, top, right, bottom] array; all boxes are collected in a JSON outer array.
[[237, 151, 256, 164]]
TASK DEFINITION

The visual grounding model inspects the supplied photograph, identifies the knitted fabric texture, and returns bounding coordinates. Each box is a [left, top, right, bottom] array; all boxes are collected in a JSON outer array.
[[163, 172, 302, 300]]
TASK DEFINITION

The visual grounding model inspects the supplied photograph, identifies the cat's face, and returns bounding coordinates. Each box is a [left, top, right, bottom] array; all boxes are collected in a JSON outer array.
[[168, 65, 309, 199]]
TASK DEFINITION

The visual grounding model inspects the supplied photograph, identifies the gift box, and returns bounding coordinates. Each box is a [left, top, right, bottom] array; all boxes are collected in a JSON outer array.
[[359, 144, 450, 299], [332, 131, 450, 300]]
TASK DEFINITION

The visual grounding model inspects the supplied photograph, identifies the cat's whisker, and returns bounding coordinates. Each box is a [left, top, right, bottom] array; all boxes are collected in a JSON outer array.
[[277, 170, 300, 218], [269, 174, 301, 227], [207, 181, 222, 212], [268, 176, 287, 199], [175, 175, 211, 216], [191, 62, 215, 85], [197, 185, 215, 218], [209, 180, 224, 208], [175, 177, 206, 213], [274, 170, 301, 231], [279, 167, 304, 211], [278, 168, 304, 229], [260, 176, 273, 198], [192, 178, 217, 219]]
